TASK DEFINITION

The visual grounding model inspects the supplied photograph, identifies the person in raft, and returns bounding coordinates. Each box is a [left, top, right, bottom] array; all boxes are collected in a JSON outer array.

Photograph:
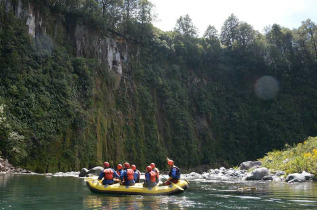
[[116, 164, 123, 176], [131, 164, 141, 183], [164, 158, 180, 185], [120, 162, 135, 186], [98, 162, 120, 185], [113, 164, 123, 183], [143, 165, 157, 187], [150, 162, 160, 183]]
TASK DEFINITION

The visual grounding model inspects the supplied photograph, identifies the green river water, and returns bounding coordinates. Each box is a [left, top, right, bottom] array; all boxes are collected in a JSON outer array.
[[1, 174, 317, 209]]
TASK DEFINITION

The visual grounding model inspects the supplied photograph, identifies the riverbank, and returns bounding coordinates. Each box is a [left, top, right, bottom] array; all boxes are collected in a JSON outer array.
[[0, 157, 32, 174], [1, 157, 315, 183], [2, 136, 316, 182], [183, 165, 315, 183]]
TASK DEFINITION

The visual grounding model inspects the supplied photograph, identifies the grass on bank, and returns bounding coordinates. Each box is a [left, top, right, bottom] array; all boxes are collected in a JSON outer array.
[[258, 136, 317, 175]]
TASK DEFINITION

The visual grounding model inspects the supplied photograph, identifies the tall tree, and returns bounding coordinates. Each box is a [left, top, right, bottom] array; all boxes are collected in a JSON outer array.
[[220, 14, 239, 49], [123, 0, 139, 34], [203, 25, 218, 41], [202, 25, 221, 65], [137, 0, 154, 26], [299, 19, 317, 60], [235, 22, 255, 50], [99, 0, 123, 28], [174, 14, 198, 38]]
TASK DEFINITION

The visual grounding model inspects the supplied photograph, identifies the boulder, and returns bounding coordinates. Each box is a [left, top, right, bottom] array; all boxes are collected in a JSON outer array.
[[208, 169, 215, 174], [245, 167, 269, 180], [275, 170, 286, 176], [88, 166, 104, 176], [202, 172, 210, 179], [285, 173, 306, 183], [186, 172, 202, 180], [239, 161, 262, 170], [263, 175, 273, 181], [301, 171, 314, 181], [79, 168, 89, 177], [273, 175, 283, 182], [207, 174, 230, 181], [0, 162, 4, 171], [226, 169, 235, 176]]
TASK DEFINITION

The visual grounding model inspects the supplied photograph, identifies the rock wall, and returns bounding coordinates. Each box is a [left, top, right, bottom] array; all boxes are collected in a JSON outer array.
[[4, 0, 132, 83], [74, 24, 129, 77]]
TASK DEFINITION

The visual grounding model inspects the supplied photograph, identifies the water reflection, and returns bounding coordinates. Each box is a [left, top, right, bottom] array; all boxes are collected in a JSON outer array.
[[83, 194, 191, 209], [0, 174, 13, 188]]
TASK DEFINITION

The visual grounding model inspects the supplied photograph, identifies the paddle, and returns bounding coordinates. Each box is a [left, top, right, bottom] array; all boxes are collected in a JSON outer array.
[[84, 177, 94, 181], [162, 175, 184, 191], [84, 176, 98, 182], [171, 183, 184, 191]]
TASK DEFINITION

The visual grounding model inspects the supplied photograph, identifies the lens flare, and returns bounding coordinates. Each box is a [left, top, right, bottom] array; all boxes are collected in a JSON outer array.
[[254, 76, 279, 100]]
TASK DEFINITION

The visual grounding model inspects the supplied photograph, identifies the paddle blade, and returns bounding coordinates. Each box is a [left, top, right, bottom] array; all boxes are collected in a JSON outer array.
[[172, 183, 184, 191]]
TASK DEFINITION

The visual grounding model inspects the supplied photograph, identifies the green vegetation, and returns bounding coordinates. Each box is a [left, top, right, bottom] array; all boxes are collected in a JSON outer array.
[[0, 0, 316, 172], [259, 136, 317, 175]]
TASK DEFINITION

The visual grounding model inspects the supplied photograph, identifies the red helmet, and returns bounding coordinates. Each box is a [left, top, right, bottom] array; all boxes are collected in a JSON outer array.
[[168, 159, 174, 166], [117, 164, 123, 170], [131, 165, 136, 170], [124, 162, 130, 168], [146, 166, 152, 172], [150, 163, 155, 169], [103, 162, 110, 168]]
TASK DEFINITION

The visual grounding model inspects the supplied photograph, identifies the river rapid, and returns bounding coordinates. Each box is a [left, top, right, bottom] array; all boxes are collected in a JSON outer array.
[[1, 174, 317, 209]]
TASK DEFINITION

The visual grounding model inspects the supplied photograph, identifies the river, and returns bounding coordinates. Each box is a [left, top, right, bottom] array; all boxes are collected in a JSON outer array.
[[1, 174, 317, 209]]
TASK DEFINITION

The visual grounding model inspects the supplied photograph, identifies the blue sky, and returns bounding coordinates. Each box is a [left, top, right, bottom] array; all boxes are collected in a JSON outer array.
[[150, 0, 317, 37]]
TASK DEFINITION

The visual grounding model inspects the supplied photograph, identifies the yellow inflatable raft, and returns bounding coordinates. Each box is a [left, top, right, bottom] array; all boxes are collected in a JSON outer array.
[[86, 180, 189, 195]]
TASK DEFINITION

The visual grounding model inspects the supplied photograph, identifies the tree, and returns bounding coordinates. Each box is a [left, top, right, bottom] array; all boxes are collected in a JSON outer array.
[[137, 0, 154, 26], [123, 0, 139, 34], [203, 25, 218, 41], [235, 22, 255, 50], [220, 14, 239, 49], [202, 25, 221, 65], [174, 14, 198, 38], [299, 19, 317, 60], [0, 104, 27, 164], [99, 0, 124, 28]]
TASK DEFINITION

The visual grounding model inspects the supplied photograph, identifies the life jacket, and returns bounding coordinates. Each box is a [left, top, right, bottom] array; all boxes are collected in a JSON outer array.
[[153, 168, 160, 183], [149, 171, 157, 183], [116, 169, 122, 176], [154, 168, 159, 179], [126, 169, 134, 181], [168, 166, 180, 178], [103, 169, 113, 180]]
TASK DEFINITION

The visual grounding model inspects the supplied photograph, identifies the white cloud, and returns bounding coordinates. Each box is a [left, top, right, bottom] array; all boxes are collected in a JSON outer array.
[[151, 0, 317, 36]]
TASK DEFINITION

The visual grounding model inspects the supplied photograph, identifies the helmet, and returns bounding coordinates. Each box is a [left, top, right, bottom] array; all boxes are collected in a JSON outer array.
[[168, 159, 174, 166], [131, 165, 136, 170], [146, 166, 152, 172], [117, 164, 123, 170], [103, 162, 110, 168], [124, 162, 130, 169], [150, 163, 155, 169]]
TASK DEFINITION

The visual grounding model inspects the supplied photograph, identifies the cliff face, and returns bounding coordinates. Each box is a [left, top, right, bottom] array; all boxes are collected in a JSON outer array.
[[1, 0, 149, 172], [1, 0, 316, 173]]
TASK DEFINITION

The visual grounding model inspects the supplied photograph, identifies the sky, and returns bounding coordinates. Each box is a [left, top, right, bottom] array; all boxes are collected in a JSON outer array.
[[150, 0, 317, 37]]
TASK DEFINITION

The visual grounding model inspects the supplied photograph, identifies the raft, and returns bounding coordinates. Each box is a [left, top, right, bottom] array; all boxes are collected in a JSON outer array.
[[86, 179, 189, 195]]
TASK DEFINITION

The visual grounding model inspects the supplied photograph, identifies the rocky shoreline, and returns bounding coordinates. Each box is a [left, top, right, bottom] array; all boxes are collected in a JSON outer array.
[[0, 157, 32, 174], [1, 158, 315, 183], [0, 157, 80, 177], [184, 161, 315, 183]]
